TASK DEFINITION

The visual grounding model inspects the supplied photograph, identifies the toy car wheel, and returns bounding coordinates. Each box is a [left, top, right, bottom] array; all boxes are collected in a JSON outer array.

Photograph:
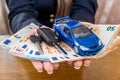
[[55, 31, 61, 42], [73, 46, 79, 54]]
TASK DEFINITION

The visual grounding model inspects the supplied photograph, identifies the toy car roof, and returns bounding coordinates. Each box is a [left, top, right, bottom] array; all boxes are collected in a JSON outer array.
[[54, 16, 83, 29], [65, 20, 82, 29]]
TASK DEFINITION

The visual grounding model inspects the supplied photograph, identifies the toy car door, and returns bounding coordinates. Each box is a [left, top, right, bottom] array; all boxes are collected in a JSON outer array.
[[62, 27, 73, 47]]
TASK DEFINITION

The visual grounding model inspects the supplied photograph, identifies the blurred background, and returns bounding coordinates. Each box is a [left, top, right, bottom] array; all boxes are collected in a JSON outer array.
[[0, 0, 120, 34], [95, 0, 120, 24], [0, 0, 120, 80]]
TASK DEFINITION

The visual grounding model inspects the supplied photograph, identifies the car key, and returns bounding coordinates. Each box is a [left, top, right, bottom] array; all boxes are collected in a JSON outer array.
[[37, 27, 68, 55], [37, 27, 59, 46], [30, 35, 44, 54]]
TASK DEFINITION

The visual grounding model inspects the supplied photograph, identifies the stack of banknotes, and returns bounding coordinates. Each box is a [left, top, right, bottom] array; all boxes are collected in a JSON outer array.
[[0, 23, 120, 63]]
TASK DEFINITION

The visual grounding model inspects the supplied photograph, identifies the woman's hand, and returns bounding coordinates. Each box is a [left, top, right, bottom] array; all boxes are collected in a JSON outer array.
[[30, 59, 91, 74], [30, 60, 59, 74], [10, 24, 91, 74], [67, 59, 91, 69]]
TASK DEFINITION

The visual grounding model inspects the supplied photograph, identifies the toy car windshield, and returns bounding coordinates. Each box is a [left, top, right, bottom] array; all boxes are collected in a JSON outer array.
[[72, 25, 91, 38], [55, 16, 72, 24]]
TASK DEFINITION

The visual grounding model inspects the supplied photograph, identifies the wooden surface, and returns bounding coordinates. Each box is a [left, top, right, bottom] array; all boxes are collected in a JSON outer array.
[[0, 36, 120, 80]]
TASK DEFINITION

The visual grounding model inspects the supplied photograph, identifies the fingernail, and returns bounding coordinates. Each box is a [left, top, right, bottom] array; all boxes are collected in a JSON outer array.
[[74, 66, 80, 70], [47, 71, 53, 74], [84, 63, 89, 67], [38, 70, 43, 73]]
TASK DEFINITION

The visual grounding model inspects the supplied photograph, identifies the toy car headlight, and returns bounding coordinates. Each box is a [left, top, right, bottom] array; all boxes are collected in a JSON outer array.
[[99, 40, 102, 46], [80, 46, 89, 50]]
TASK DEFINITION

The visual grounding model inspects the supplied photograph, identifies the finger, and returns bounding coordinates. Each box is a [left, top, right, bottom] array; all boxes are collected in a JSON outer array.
[[43, 61, 54, 74], [73, 60, 83, 69], [30, 60, 43, 72], [52, 63, 59, 70], [83, 59, 91, 67]]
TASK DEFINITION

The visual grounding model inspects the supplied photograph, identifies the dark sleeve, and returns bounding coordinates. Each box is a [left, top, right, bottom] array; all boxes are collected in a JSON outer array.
[[6, 0, 42, 33], [69, 0, 98, 23]]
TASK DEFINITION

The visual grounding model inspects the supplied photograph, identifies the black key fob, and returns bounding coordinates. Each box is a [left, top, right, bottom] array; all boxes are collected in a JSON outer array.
[[37, 28, 59, 46]]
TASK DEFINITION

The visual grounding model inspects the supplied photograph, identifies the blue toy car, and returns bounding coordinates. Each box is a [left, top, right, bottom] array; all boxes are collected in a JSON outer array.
[[53, 16, 104, 56]]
